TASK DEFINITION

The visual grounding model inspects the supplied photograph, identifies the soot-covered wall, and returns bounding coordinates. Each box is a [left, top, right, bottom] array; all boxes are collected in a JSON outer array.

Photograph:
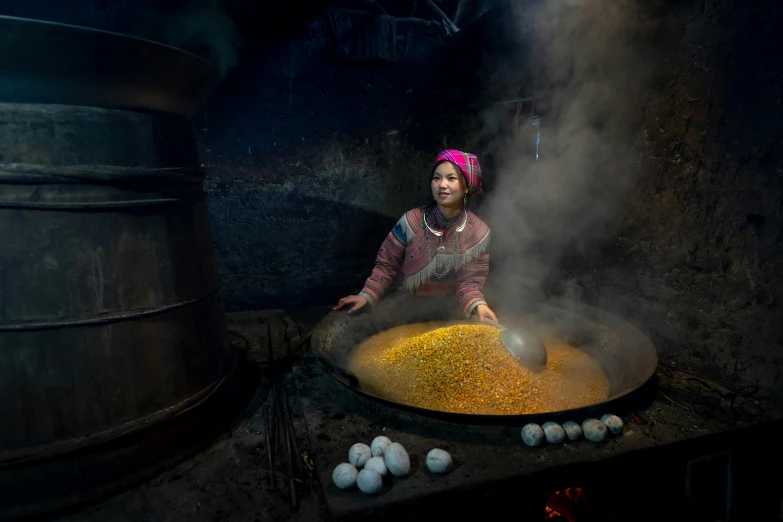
[[556, 0, 783, 393], [197, 13, 482, 312]]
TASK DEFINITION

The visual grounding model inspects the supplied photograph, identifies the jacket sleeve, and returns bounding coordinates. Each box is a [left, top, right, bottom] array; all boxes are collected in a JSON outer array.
[[358, 216, 408, 306], [455, 233, 490, 318]]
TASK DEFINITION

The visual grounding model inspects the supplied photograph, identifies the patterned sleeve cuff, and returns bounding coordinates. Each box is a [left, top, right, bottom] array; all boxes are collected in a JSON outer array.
[[358, 291, 377, 307], [465, 300, 487, 319]]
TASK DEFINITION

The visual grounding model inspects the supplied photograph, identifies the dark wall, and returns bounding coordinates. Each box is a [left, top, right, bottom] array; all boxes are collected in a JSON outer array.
[[196, 11, 483, 311], [556, 0, 783, 394]]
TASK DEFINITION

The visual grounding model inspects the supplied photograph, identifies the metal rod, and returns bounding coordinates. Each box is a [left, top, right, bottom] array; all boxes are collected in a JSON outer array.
[[281, 382, 303, 475], [265, 405, 274, 490], [494, 97, 535, 106], [421, 0, 459, 33], [513, 101, 522, 133], [275, 376, 297, 508], [272, 389, 280, 461], [284, 410, 297, 508]]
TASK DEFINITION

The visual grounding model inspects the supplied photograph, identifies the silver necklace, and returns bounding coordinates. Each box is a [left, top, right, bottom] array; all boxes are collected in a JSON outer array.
[[424, 210, 467, 278]]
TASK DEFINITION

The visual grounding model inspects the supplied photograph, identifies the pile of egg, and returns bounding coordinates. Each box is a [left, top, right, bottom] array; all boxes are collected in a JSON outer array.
[[332, 436, 453, 495], [521, 414, 625, 446]]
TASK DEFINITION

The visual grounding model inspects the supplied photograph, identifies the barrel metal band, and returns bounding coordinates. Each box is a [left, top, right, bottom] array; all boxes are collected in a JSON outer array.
[[0, 164, 205, 184], [0, 197, 204, 210], [0, 164, 207, 209], [0, 285, 222, 331]]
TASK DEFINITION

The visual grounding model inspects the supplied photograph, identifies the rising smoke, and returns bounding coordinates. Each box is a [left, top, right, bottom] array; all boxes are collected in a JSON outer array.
[[478, 0, 662, 307]]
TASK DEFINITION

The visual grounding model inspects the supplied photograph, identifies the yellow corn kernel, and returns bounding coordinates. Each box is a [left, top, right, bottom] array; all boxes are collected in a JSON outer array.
[[346, 322, 609, 415]]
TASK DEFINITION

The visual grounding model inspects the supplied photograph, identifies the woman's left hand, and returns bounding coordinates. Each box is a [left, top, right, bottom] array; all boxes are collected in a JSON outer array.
[[475, 304, 498, 323]]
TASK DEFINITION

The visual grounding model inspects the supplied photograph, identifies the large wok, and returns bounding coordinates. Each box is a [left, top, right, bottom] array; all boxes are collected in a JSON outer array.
[[310, 293, 659, 425]]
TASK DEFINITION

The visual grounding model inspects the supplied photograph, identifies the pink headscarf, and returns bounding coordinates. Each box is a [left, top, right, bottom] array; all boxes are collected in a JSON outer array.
[[433, 149, 483, 195]]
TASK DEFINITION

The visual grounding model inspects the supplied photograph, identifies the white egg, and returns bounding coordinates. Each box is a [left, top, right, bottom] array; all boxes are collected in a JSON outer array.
[[383, 442, 411, 477], [371, 436, 392, 457], [425, 448, 453, 474], [364, 456, 388, 476], [562, 421, 583, 441], [348, 443, 372, 468], [332, 463, 358, 489], [600, 414, 624, 435], [521, 423, 545, 447], [542, 422, 566, 444], [357, 468, 383, 494], [582, 418, 608, 442]]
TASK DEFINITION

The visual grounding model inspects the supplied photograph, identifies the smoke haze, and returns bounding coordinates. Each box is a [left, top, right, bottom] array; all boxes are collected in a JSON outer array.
[[478, 0, 662, 306]]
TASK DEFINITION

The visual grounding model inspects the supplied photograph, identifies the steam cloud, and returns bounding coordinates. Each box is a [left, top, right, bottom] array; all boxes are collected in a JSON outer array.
[[478, 0, 661, 306]]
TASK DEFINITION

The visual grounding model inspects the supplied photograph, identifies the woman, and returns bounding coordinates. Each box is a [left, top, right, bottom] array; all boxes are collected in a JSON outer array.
[[334, 149, 499, 322]]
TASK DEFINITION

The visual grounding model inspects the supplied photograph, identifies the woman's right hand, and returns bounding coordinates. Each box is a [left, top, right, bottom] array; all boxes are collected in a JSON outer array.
[[333, 295, 368, 313]]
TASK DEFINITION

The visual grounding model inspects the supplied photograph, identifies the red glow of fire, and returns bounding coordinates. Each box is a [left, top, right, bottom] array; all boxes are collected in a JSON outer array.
[[544, 487, 584, 521]]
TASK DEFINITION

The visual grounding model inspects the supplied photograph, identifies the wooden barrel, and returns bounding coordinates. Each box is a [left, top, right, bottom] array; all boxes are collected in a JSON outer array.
[[0, 16, 241, 521]]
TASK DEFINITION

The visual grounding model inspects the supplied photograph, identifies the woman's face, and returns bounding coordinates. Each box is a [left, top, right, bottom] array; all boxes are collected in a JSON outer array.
[[431, 161, 466, 208]]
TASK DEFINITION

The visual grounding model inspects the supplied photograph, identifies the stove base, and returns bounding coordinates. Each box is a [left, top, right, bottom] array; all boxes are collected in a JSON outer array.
[[291, 356, 783, 521]]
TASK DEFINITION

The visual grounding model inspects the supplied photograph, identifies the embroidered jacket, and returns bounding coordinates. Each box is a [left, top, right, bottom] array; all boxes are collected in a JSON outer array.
[[359, 206, 491, 318]]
